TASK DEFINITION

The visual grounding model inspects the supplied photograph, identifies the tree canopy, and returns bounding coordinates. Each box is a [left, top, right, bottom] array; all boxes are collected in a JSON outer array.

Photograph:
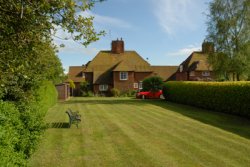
[[0, 0, 105, 101], [0, 1, 105, 165], [206, 0, 250, 80]]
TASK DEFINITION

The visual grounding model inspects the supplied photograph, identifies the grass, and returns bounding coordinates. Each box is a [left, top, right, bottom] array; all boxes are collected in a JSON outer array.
[[29, 97, 250, 167]]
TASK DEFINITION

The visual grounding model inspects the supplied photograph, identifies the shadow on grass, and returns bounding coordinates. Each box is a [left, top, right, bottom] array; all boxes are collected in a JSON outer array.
[[47, 122, 69, 128], [61, 98, 143, 106], [147, 100, 250, 140], [61, 97, 250, 139]]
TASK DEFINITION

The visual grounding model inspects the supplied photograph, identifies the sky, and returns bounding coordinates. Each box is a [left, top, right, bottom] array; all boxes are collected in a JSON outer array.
[[55, 0, 212, 73]]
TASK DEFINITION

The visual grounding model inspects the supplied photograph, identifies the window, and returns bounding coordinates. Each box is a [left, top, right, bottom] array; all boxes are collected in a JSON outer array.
[[189, 71, 195, 76], [139, 81, 143, 90], [120, 72, 128, 80], [82, 72, 85, 78], [134, 83, 138, 89], [179, 65, 183, 72], [202, 71, 210, 76], [99, 85, 108, 91]]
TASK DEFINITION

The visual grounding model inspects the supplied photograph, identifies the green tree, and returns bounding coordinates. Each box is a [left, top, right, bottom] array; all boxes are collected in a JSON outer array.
[[68, 79, 75, 96], [206, 0, 250, 80], [0, 0, 105, 101], [0, 0, 105, 165], [79, 81, 91, 96], [142, 76, 163, 92]]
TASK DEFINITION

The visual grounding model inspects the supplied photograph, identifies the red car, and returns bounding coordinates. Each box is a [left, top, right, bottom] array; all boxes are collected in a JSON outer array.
[[136, 90, 162, 99]]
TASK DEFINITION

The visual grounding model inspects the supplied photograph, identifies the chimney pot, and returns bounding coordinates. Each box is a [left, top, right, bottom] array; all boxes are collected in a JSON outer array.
[[202, 41, 214, 53], [111, 38, 124, 54]]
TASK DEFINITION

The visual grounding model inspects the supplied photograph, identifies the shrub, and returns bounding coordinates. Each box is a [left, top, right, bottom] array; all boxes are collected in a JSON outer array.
[[0, 101, 26, 166], [163, 81, 250, 117], [0, 81, 57, 166], [82, 91, 94, 97], [127, 90, 137, 97], [111, 88, 120, 97], [17, 81, 58, 157], [143, 76, 163, 92]]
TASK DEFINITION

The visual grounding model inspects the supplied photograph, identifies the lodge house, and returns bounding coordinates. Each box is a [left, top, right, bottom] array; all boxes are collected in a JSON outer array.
[[67, 39, 214, 96]]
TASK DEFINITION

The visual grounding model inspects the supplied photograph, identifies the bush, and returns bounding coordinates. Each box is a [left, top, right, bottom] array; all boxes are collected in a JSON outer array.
[[111, 88, 120, 97], [143, 76, 163, 92], [0, 101, 26, 166], [17, 81, 57, 157], [163, 81, 250, 117], [127, 90, 137, 97], [0, 81, 58, 166], [82, 91, 94, 97]]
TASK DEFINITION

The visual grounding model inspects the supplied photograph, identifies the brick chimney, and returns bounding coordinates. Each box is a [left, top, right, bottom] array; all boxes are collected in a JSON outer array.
[[202, 41, 214, 53], [111, 38, 124, 54]]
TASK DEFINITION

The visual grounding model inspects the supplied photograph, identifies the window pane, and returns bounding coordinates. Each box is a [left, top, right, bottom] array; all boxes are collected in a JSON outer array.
[[99, 85, 108, 91], [134, 83, 138, 88], [120, 72, 128, 80], [139, 81, 143, 89]]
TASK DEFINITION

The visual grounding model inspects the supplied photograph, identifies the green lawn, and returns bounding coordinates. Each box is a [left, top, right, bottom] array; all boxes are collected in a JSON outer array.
[[29, 97, 250, 167]]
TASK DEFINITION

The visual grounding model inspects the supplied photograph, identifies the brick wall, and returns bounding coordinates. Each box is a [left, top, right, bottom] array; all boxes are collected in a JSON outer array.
[[175, 72, 188, 81], [85, 72, 93, 84], [175, 71, 215, 81], [113, 71, 135, 92], [134, 72, 152, 82]]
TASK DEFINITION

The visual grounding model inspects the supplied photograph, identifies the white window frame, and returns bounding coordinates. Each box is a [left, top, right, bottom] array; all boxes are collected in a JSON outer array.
[[139, 81, 143, 90], [134, 83, 138, 89], [202, 71, 210, 76], [120, 72, 128, 80], [179, 65, 183, 72], [99, 85, 108, 91]]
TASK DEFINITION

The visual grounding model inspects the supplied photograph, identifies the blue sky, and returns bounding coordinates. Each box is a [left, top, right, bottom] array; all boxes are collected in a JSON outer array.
[[55, 0, 211, 73]]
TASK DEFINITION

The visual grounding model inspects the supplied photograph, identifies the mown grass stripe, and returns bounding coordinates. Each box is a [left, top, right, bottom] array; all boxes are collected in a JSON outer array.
[[101, 103, 181, 167], [126, 102, 250, 166], [29, 97, 250, 167], [109, 102, 248, 166], [105, 102, 206, 166]]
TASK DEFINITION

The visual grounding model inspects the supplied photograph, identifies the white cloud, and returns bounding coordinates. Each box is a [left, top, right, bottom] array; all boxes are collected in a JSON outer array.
[[52, 23, 99, 56], [79, 11, 132, 29], [167, 45, 201, 57], [54, 38, 99, 56], [152, 0, 202, 35]]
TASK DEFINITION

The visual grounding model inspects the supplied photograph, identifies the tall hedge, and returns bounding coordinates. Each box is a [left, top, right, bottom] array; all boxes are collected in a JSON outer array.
[[0, 101, 26, 166], [0, 81, 57, 166], [163, 81, 250, 117]]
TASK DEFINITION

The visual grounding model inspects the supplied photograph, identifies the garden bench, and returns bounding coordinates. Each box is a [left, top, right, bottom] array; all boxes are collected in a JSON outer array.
[[65, 109, 81, 128]]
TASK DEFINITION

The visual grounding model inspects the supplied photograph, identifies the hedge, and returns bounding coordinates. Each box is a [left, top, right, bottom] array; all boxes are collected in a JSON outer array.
[[0, 101, 26, 166], [0, 81, 57, 166], [163, 81, 250, 117]]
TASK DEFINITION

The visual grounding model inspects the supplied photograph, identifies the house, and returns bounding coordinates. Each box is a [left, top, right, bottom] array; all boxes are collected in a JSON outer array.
[[67, 39, 178, 95], [66, 66, 85, 96], [175, 42, 215, 81]]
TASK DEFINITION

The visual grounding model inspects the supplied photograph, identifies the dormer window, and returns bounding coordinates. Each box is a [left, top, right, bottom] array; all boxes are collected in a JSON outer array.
[[120, 72, 128, 80]]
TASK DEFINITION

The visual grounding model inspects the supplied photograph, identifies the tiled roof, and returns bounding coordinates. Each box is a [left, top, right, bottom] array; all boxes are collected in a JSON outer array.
[[66, 66, 85, 83], [151, 66, 178, 81], [85, 51, 151, 84], [180, 52, 212, 72]]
